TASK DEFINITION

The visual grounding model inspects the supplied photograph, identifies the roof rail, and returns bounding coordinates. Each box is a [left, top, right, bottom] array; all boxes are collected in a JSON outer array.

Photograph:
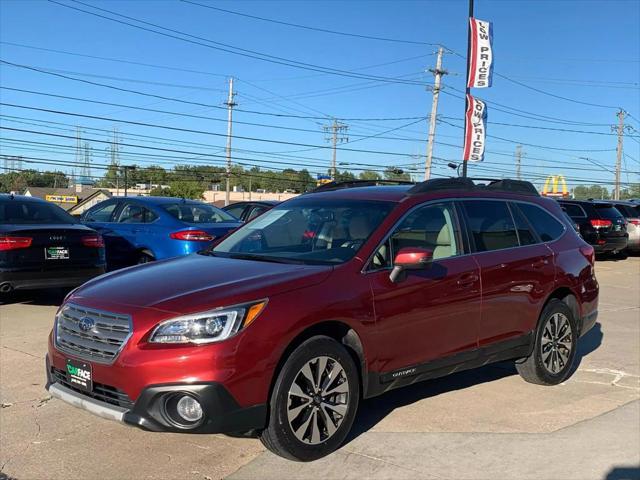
[[407, 177, 539, 197], [308, 179, 415, 193]]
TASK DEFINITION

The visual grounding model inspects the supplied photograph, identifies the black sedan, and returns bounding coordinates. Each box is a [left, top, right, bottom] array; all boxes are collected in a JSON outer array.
[[222, 200, 279, 222], [0, 194, 106, 293]]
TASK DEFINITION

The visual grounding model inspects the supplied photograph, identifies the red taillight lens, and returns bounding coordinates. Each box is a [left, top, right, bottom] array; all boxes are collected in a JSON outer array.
[[81, 234, 104, 248], [0, 235, 33, 251], [590, 219, 612, 228], [169, 230, 215, 242], [629, 219, 640, 226], [579, 244, 595, 265]]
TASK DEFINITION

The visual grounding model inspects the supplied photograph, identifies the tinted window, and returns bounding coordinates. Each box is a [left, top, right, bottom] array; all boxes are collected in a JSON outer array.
[[464, 200, 519, 252], [517, 203, 565, 242], [163, 203, 235, 224], [117, 203, 157, 224], [613, 204, 636, 218], [224, 204, 246, 219], [85, 202, 117, 222], [561, 203, 586, 218], [0, 200, 76, 225], [246, 206, 269, 221], [509, 204, 537, 246], [594, 204, 624, 220]]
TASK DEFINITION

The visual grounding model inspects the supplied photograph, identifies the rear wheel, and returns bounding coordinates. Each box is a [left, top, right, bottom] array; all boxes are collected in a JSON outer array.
[[260, 336, 359, 461], [516, 299, 578, 385]]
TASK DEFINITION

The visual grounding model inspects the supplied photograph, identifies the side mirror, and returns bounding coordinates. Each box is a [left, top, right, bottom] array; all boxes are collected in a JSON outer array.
[[389, 247, 433, 283]]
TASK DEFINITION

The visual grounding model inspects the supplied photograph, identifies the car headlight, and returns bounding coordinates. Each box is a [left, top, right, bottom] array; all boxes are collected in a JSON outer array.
[[149, 300, 267, 344]]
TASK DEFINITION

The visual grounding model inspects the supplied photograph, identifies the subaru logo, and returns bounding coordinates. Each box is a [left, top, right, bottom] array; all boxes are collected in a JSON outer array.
[[78, 317, 95, 332]]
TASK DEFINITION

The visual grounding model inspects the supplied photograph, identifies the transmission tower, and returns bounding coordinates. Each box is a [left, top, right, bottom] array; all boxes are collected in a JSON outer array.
[[81, 141, 92, 185]]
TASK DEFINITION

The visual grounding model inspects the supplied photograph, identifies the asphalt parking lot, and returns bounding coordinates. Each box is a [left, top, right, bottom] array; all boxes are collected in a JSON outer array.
[[1, 257, 639, 480]]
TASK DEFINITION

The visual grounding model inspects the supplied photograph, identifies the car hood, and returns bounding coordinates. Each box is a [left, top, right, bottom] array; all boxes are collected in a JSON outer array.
[[70, 253, 332, 314]]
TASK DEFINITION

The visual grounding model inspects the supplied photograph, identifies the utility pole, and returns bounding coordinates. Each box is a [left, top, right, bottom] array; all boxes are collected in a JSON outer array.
[[324, 120, 349, 180], [612, 109, 629, 201], [461, 0, 474, 178], [515, 144, 523, 180], [122, 165, 135, 197], [224, 77, 237, 206], [425, 47, 448, 180]]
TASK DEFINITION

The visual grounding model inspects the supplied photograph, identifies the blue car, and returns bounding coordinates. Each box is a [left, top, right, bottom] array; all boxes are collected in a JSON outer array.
[[81, 196, 241, 270]]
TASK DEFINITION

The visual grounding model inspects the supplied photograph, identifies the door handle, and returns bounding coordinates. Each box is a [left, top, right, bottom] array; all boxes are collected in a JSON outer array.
[[531, 258, 549, 269], [457, 273, 479, 287]]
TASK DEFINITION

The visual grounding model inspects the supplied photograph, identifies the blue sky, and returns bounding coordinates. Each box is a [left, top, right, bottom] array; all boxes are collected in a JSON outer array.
[[1, 0, 639, 190]]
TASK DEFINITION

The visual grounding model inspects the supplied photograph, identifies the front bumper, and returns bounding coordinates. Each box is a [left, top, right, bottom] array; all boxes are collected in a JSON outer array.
[[0, 266, 105, 290], [45, 356, 267, 434]]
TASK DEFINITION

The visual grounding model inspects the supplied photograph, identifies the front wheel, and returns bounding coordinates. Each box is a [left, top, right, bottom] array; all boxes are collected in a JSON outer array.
[[516, 299, 578, 385], [260, 336, 360, 461]]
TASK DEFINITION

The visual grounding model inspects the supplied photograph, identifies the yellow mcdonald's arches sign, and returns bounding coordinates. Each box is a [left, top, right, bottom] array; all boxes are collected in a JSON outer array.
[[541, 175, 569, 198], [45, 195, 78, 204]]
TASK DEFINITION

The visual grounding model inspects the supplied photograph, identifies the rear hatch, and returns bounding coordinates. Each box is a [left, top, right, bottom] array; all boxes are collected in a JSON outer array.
[[0, 224, 103, 270], [593, 203, 627, 237]]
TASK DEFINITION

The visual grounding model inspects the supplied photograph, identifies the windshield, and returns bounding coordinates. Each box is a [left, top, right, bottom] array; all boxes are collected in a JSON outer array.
[[0, 200, 77, 225], [594, 204, 624, 220], [212, 199, 395, 265], [162, 203, 236, 224]]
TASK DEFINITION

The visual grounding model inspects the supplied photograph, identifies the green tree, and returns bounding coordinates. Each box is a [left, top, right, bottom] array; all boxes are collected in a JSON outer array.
[[150, 181, 205, 199], [572, 185, 610, 200], [358, 170, 382, 181]]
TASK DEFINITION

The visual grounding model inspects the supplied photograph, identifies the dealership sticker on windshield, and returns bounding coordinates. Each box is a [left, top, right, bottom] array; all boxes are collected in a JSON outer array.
[[66, 358, 93, 392], [45, 247, 69, 260]]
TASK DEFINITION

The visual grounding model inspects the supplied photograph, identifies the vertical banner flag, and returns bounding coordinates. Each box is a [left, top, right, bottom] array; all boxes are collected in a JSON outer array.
[[463, 94, 487, 162], [467, 18, 494, 88]]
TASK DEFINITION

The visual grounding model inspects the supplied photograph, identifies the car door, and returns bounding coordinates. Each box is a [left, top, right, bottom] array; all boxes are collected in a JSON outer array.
[[461, 199, 556, 348], [111, 201, 158, 265], [82, 200, 123, 269], [367, 201, 481, 374]]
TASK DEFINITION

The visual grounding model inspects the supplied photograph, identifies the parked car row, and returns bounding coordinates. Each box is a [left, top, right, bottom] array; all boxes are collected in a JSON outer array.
[[558, 199, 639, 255], [44, 177, 600, 461]]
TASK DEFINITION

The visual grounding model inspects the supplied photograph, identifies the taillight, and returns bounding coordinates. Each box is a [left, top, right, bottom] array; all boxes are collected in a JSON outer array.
[[81, 234, 104, 248], [169, 230, 215, 242], [590, 219, 612, 228], [0, 235, 33, 251], [579, 244, 595, 265], [629, 219, 640, 226]]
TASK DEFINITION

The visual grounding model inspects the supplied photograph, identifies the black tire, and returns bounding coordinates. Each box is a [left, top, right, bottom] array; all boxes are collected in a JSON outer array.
[[137, 250, 155, 265], [516, 299, 578, 385], [260, 335, 360, 462]]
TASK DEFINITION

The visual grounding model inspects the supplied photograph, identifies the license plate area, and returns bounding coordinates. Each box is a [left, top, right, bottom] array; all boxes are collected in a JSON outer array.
[[66, 358, 93, 392], [45, 246, 70, 260]]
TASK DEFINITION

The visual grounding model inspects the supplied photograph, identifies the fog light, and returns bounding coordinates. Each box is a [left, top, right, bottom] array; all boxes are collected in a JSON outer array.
[[176, 395, 203, 423]]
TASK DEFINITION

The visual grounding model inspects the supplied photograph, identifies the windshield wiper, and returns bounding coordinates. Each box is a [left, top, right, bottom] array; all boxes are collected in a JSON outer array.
[[226, 253, 305, 264]]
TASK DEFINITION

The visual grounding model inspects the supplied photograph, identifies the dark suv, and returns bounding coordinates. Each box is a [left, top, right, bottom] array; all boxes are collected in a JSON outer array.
[[558, 199, 628, 254], [46, 178, 599, 461]]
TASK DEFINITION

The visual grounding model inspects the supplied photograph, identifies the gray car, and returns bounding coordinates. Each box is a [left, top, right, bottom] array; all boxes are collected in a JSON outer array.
[[606, 201, 640, 252]]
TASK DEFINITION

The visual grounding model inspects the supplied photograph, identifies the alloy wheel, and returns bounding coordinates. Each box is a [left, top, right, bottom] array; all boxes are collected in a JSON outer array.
[[540, 312, 573, 375], [286, 356, 350, 445]]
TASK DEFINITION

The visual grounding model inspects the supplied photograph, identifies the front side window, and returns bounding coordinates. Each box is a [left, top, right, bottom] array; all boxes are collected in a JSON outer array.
[[163, 203, 235, 224], [224, 204, 246, 219], [463, 200, 519, 252], [517, 203, 565, 242], [246, 206, 269, 221], [370, 202, 459, 269], [117, 203, 149, 223], [213, 199, 394, 265], [0, 200, 77, 225]]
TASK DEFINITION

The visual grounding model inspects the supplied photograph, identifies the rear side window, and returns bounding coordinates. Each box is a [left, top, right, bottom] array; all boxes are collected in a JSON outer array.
[[117, 203, 157, 224], [224, 204, 246, 219], [0, 200, 76, 225], [85, 202, 117, 222], [594, 204, 624, 220], [517, 203, 565, 242], [561, 203, 586, 218], [509, 204, 537, 246], [463, 200, 519, 252]]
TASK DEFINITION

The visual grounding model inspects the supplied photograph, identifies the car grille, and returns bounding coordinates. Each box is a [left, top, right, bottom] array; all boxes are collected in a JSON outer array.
[[55, 303, 132, 364], [50, 367, 134, 410]]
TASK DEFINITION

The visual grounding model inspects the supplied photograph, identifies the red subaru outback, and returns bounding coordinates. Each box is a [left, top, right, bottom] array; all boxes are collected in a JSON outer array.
[[46, 178, 598, 461]]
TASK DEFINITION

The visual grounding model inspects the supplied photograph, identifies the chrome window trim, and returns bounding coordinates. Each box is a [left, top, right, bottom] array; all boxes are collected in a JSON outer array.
[[362, 197, 567, 273], [54, 303, 133, 365]]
